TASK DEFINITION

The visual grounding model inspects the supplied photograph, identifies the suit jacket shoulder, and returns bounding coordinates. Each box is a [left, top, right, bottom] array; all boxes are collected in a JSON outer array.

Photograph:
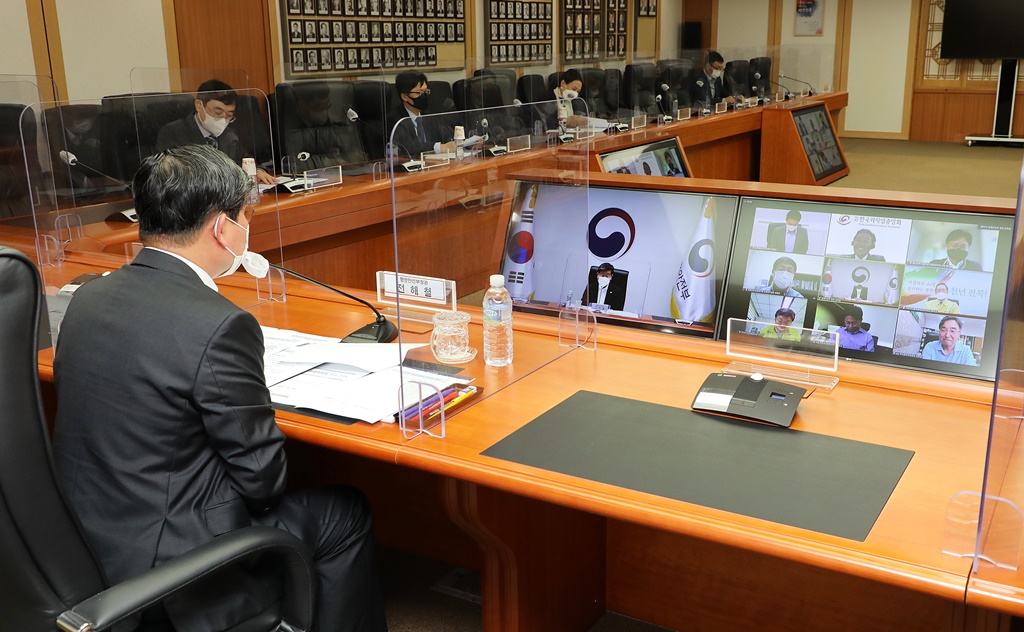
[[156, 115, 242, 162]]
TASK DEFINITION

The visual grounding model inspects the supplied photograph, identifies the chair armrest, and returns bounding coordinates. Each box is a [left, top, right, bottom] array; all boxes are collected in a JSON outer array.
[[57, 526, 314, 632]]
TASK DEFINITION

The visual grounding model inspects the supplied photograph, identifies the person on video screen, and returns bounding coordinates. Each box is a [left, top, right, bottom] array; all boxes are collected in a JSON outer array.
[[753, 256, 802, 297], [838, 305, 874, 351], [923, 282, 960, 314], [767, 210, 808, 254], [760, 308, 801, 341], [928, 229, 982, 271], [847, 228, 885, 261], [581, 262, 626, 310], [921, 315, 978, 366]]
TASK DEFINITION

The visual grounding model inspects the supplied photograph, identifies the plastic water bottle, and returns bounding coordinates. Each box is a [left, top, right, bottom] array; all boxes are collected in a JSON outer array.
[[483, 274, 513, 367]]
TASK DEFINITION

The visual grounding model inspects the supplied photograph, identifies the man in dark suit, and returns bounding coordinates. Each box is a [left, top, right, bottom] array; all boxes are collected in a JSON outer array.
[[52, 144, 387, 632], [766, 210, 809, 254], [689, 50, 735, 108], [928, 228, 983, 271], [845, 228, 885, 261], [581, 262, 627, 310], [156, 79, 275, 184], [389, 70, 455, 157]]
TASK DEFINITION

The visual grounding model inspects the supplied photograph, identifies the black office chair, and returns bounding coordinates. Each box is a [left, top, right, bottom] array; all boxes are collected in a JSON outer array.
[[474, 68, 516, 105], [578, 67, 612, 118], [0, 246, 316, 632], [658, 65, 692, 110], [749, 56, 772, 98], [272, 80, 366, 172], [516, 74, 548, 104], [0, 103, 36, 219], [352, 79, 399, 160], [724, 60, 751, 98], [98, 92, 194, 182], [623, 63, 659, 115], [233, 94, 275, 167], [603, 68, 625, 118]]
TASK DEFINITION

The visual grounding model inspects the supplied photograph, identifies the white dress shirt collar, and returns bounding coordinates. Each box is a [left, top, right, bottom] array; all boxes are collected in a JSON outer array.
[[144, 246, 219, 292]]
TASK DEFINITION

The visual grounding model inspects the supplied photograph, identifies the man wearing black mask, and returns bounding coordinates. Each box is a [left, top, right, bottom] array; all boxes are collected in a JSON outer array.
[[389, 70, 455, 157], [928, 229, 983, 271]]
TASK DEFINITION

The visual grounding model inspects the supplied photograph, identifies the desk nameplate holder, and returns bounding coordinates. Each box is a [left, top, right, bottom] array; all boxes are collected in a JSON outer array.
[[557, 301, 597, 350], [376, 270, 456, 327], [630, 114, 647, 130], [723, 317, 839, 392]]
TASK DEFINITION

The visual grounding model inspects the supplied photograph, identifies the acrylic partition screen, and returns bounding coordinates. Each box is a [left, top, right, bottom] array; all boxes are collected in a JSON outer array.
[[973, 160, 1024, 577], [717, 196, 1016, 381], [129, 67, 251, 96], [388, 93, 591, 428], [7, 90, 285, 341]]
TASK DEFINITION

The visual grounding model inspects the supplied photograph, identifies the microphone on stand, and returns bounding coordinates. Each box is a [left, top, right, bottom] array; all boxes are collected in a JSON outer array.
[[779, 72, 815, 96], [256, 259, 398, 343], [59, 150, 131, 190]]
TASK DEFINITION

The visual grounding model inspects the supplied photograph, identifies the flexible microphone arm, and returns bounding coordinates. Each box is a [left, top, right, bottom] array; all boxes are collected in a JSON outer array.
[[59, 150, 131, 189], [269, 263, 398, 343], [779, 72, 815, 95]]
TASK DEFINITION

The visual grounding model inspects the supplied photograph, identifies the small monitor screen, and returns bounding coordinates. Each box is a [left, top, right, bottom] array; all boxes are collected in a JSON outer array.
[[500, 181, 738, 337], [599, 137, 689, 178], [718, 197, 1015, 380], [792, 104, 845, 181]]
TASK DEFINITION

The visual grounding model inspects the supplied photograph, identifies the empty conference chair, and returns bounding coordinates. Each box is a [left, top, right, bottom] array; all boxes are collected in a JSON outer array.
[[41, 104, 107, 199], [475, 67, 517, 105], [273, 80, 366, 172], [657, 65, 692, 111], [98, 92, 194, 182], [603, 68, 625, 117], [0, 103, 36, 219], [0, 246, 316, 632], [749, 56, 773, 98], [352, 79, 399, 159], [724, 59, 752, 99], [623, 63, 659, 115], [517, 74, 549, 104], [579, 67, 613, 118]]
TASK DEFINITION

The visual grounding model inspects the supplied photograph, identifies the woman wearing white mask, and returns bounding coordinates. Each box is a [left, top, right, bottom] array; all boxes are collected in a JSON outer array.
[[551, 69, 591, 129], [689, 50, 736, 109]]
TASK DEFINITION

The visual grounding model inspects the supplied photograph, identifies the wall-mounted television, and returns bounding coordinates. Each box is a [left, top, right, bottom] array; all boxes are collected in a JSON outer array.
[[499, 180, 738, 337], [717, 196, 1015, 380], [791, 104, 845, 182], [598, 137, 690, 178]]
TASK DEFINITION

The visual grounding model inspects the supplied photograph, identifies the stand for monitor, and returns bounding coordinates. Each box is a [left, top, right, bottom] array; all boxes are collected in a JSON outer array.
[[966, 59, 1024, 147]]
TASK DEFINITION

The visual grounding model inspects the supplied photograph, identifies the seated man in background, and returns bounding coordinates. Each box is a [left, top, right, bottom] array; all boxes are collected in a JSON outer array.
[[390, 70, 456, 157], [52, 144, 387, 632], [847, 228, 885, 261], [156, 79, 275, 184], [754, 256, 803, 297], [281, 81, 367, 171], [928, 229, 983, 271], [838, 305, 875, 351], [921, 315, 978, 365], [581, 261, 627, 311], [689, 50, 735, 108]]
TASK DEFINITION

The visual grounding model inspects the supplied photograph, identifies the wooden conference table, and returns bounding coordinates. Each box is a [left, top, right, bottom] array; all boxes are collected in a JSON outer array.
[[32, 184, 1019, 631]]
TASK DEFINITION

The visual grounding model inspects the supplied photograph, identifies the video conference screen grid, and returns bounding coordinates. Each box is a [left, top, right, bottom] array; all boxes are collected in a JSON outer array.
[[792, 104, 845, 181], [499, 181, 738, 337], [718, 197, 1015, 380], [599, 138, 688, 178]]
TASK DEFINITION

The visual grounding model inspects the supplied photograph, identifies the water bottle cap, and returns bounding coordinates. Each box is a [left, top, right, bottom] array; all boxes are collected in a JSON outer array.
[[489, 274, 505, 287]]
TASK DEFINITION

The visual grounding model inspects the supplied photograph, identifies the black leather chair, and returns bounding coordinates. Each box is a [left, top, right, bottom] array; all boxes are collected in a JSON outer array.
[[724, 59, 752, 98], [41, 104, 107, 198], [0, 246, 316, 632], [0, 103, 36, 219], [272, 80, 366, 172], [233, 94, 274, 167], [749, 56, 773, 98], [352, 79, 399, 159], [603, 68, 624, 117], [656, 65, 691, 111], [98, 92, 194, 182], [474, 67, 517, 105], [623, 63, 659, 115], [516, 74, 548, 104], [578, 67, 613, 118]]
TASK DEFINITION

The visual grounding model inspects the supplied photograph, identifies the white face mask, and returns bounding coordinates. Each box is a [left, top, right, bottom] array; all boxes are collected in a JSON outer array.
[[935, 292, 948, 301], [217, 214, 250, 278], [773, 270, 794, 289], [242, 251, 270, 278], [786, 224, 798, 233], [562, 88, 579, 100], [597, 275, 611, 289], [199, 109, 230, 137], [711, 68, 723, 79]]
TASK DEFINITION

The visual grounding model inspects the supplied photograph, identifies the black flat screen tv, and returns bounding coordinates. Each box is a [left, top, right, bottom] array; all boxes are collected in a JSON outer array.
[[499, 180, 737, 337], [792, 104, 845, 182], [717, 196, 1015, 380], [599, 137, 689, 178], [941, 0, 1024, 60]]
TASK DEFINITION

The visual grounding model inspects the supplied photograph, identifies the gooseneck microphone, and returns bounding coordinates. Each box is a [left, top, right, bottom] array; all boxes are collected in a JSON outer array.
[[779, 72, 815, 96], [267, 262, 399, 343], [59, 150, 131, 190]]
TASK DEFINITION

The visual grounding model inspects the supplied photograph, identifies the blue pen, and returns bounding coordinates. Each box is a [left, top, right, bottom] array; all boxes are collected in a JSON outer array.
[[401, 387, 458, 420]]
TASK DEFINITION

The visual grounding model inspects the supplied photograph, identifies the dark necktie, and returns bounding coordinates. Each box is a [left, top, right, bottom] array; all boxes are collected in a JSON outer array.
[[205, 135, 219, 150], [414, 118, 426, 143]]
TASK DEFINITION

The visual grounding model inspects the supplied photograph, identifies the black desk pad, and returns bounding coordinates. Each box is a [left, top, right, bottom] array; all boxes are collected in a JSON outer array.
[[482, 390, 914, 541]]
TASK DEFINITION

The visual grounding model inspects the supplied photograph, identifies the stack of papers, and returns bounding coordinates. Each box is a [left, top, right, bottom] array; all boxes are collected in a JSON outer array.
[[261, 327, 471, 424]]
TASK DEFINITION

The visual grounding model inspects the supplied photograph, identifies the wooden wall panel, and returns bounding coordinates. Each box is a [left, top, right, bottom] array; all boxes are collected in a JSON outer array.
[[173, 0, 275, 95], [909, 91, 1024, 143]]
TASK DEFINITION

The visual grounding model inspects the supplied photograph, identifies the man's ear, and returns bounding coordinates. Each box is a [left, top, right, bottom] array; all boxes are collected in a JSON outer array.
[[194, 99, 205, 118]]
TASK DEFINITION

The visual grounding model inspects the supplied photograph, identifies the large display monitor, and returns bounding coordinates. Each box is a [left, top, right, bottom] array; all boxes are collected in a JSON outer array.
[[718, 197, 1016, 380], [598, 137, 690, 178], [499, 180, 738, 337]]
